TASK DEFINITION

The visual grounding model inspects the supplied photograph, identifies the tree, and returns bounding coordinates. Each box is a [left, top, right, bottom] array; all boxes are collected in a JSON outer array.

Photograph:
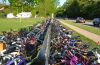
[[0, 4, 10, 17], [2, 0, 59, 16], [66, 0, 80, 18], [56, 0, 80, 18], [56, 0, 100, 19], [34, 0, 59, 17]]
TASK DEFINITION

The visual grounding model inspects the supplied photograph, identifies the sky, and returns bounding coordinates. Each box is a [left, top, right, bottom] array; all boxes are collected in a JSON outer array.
[[0, 0, 66, 6], [59, 0, 66, 6], [0, 0, 9, 5]]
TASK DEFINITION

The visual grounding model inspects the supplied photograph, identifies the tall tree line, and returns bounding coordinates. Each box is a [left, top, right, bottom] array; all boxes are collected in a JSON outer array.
[[56, 0, 100, 19]]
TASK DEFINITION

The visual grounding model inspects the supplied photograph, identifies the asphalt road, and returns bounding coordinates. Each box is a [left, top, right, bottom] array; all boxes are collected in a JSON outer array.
[[68, 19, 100, 28]]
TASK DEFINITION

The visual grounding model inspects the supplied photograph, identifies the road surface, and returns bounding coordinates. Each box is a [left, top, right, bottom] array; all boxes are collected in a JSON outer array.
[[68, 19, 100, 28]]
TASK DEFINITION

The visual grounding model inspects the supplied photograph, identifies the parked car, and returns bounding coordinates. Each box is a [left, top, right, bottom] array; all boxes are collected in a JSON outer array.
[[76, 17, 85, 23], [93, 18, 100, 27]]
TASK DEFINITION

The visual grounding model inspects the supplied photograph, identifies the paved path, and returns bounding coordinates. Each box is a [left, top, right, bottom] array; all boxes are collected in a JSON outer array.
[[60, 20, 100, 43]]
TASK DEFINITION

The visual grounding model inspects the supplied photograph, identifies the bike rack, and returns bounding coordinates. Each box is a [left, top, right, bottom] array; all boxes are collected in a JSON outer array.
[[36, 24, 51, 65], [27, 20, 51, 65]]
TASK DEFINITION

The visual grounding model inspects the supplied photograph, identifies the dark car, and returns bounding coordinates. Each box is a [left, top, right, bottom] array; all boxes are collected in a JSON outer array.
[[76, 17, 85, 23], [93, 18, 100, 27]]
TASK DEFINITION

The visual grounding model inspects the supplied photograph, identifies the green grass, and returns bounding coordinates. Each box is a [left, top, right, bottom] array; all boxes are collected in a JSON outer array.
[[73, 31, 100, 52], [0, 18, 43, 32], [63, 20, 100, 35], [73, 32, 97, 50], [61, 22, 100, 51]]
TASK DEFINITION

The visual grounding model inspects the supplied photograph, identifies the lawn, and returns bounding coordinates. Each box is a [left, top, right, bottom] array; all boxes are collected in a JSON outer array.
[[63, 20, 100, 35], [0, 18, 43, 32]]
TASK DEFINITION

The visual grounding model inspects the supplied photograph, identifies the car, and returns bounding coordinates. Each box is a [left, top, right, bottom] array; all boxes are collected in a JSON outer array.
[[76, 17, 85, 23], [93, 18, 100, 27]]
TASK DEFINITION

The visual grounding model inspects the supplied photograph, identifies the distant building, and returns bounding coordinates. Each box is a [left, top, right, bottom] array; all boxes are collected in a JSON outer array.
[[7, 12, 32, 18], [7, 13, 15, 18], [16, 12, 32, 18]]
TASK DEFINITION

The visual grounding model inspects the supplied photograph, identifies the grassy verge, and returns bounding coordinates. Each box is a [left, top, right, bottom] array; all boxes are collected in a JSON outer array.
[[0, 18, 44, 32], [63, 20, 100, 35], [61, 22, 100, 51]]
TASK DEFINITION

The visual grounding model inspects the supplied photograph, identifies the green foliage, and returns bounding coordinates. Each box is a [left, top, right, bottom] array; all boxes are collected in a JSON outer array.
[[2, 0, 59, 17], [56, 0, 100, 19], [66, 0, 80, 18], [31, 9, 36, 16], [0, 4, 10, 17], [35, 0, 59, 17], [55, 7, 66, 17]]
